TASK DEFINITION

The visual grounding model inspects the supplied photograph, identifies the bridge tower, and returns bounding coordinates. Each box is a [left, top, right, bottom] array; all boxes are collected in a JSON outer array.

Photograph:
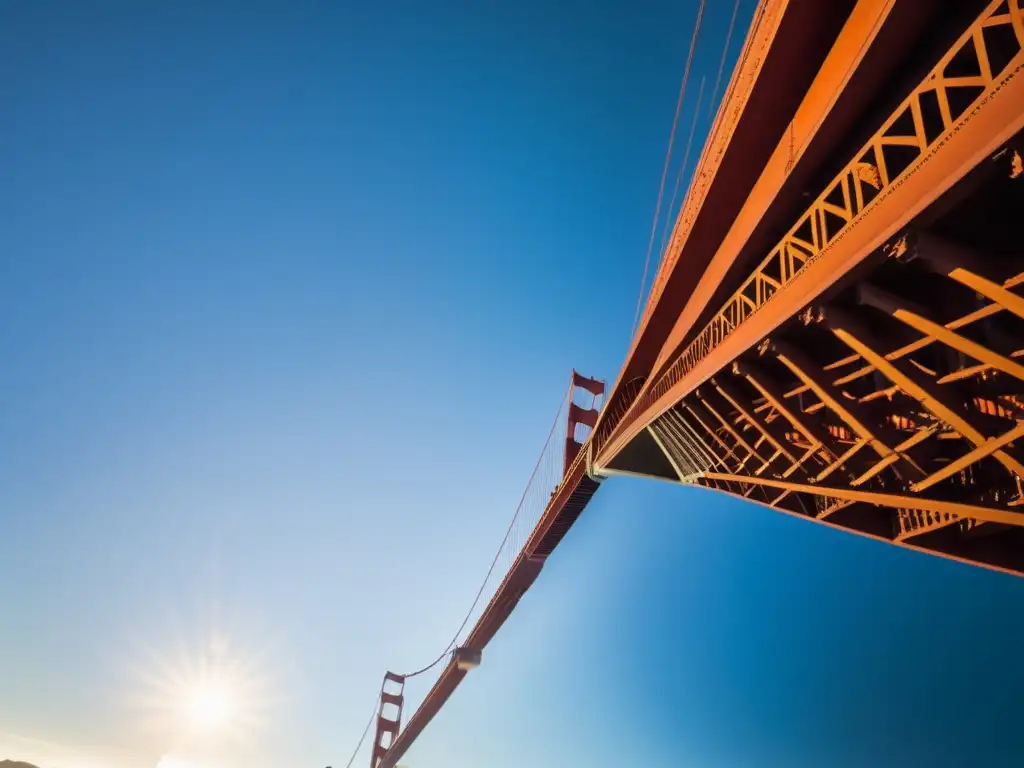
[[351, 1, 1024, 764], [565, 370, 605, 475], [369, 673, 405, 768]]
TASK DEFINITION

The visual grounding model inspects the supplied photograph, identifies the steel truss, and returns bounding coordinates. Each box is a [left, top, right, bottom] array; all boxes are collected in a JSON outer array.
[[597, 0, 1024, 465], [632, 226, 1024, 574], [598, 0, 1024, 574]]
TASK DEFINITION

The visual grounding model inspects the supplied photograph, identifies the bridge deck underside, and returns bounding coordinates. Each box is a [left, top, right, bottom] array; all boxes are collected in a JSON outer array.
[[598, 0, 1024, 459], [597, 0, 1024, 577], [607, 154, 1024, 575]]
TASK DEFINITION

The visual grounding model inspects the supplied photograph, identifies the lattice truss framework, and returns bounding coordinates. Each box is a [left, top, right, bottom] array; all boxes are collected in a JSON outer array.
[[647, 228, 1024, 570], [595, 0, 1024, 458], [621, 0, 1024, 573]]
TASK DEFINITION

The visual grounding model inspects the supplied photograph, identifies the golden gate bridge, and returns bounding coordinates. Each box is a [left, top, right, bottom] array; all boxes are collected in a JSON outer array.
[[340, 0, 1024, 765]]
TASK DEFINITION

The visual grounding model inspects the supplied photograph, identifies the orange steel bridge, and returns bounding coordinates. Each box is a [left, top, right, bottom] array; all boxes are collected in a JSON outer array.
[[361, 1, 1024, 765]]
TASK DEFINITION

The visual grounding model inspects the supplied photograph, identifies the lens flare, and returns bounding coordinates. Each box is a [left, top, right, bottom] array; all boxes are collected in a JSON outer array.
[[185, 684, 231, 731], [125, 621, 281, 758]]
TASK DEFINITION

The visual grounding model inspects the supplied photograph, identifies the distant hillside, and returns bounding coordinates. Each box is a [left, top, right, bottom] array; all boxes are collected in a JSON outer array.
[[1, 760, 42, 768]]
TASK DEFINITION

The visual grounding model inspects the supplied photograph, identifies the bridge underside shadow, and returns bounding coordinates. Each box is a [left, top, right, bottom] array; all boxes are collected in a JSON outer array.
[[593, 0, 1024, 578], [368, 3, 1024, 766], [604, 427, 678, 482], [596, 143, 1024, 577]]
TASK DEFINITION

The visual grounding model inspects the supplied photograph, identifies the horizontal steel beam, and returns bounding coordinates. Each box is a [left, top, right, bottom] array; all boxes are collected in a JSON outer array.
[[598, 0, 1024, 469], [595, 0, 919, 455], [649, 0, 913, 377]]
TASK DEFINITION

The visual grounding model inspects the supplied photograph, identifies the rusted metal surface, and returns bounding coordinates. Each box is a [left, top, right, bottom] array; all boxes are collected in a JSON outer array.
[[598, 0, 1024, 467]]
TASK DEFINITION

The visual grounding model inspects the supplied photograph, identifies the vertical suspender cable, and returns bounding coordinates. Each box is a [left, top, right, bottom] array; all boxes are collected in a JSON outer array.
[[629, 0, 706, 340], [339, 392, 569, 767], [656, 75, 706, 263], [708, 0, 743, 118], [393, 390, 569, 680], [342, 1, 751, 763]]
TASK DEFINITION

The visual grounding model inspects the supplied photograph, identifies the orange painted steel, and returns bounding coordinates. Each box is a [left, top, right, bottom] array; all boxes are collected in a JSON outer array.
[[597, 0, 1024, 469], [375, 448, 599, 768], [682, 483, 1024, 581], [649, 0, 910, 377], [636, 0, 790, 338], [596, 0, 853, 422], [632, 236, 1024, 574], [370, 370, 603, 768], [370, 674, 405, 768], [365, 2, 1024, 766], [595, 0, 916, 457], [564, 372, 605, 474], [699, 473, 1024, 528]]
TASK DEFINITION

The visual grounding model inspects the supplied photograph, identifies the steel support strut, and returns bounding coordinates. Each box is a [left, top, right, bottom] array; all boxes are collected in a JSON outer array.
[[597, 0, 1024, 576], [598, 0, 1024, 467]]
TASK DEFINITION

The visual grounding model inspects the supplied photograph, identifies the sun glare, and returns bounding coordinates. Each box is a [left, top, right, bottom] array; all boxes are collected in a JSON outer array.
[[186, 685, 232, 731], [123, 612, 288, 768], [127, 624, 276, 754]]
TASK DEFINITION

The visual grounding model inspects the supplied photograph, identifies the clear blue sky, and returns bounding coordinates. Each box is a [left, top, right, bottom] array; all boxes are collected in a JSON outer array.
[[2, 2, 1023, 767]]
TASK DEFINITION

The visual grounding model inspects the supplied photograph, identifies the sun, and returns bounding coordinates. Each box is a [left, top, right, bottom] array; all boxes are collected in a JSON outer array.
[[185, 684, 232, 731], [126, 622, 279, 753]]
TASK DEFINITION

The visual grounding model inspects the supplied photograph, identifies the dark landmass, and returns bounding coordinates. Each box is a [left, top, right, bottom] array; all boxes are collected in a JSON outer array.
[[1, 760, 42, 768]]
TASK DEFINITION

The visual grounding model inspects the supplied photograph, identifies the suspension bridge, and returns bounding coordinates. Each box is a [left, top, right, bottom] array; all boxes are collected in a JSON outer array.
[[344, 0, 1024, 765]]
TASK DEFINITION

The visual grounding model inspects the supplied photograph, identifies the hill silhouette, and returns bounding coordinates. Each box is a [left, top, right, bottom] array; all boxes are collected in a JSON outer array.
[[1, 760, 42, 768]]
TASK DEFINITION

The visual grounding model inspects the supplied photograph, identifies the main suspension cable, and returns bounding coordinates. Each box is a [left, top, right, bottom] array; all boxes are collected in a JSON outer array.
[[337, 394, 569, 767], [341, 693, 380, 768], [394, 391, 569, 679]]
